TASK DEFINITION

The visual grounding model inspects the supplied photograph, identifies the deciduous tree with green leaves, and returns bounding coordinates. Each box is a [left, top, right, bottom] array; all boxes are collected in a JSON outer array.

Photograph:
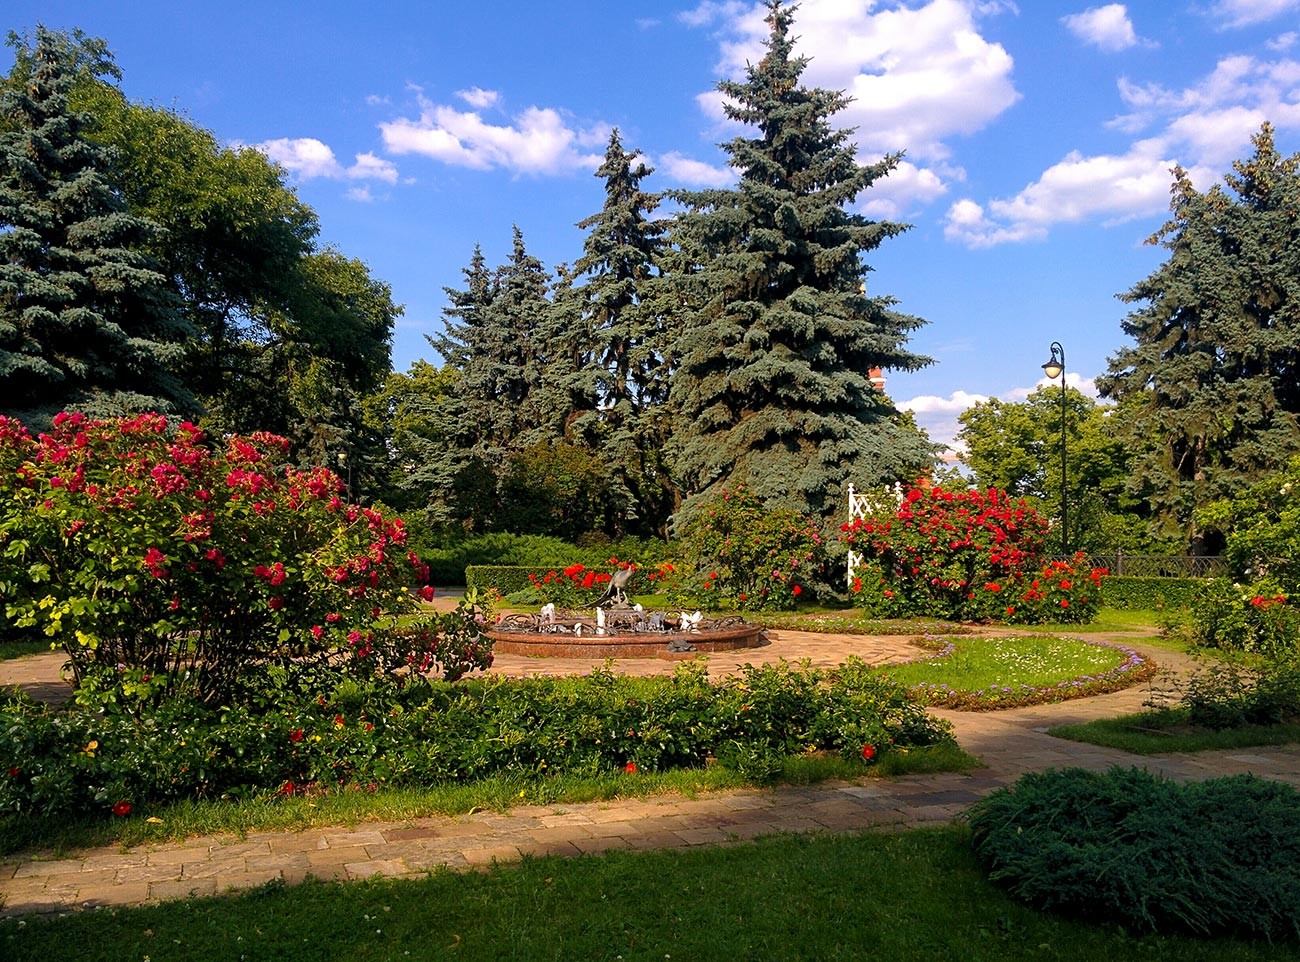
[[957, 387, 1155, 553], [667, 0, 933, 526]]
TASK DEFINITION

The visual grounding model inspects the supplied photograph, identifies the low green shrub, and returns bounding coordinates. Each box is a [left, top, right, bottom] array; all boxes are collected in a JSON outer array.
[[1103, 576, 1202, 611], [1191, 578, 1299, 658], [1181, 657, 1300, 729], [0, 658, 952, 823], [678, 485, 829, 611], [968, 766, 1300, 940]]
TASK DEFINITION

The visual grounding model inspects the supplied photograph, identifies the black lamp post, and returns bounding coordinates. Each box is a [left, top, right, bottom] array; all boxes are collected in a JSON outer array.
[[1041, 342, 1067, 556]]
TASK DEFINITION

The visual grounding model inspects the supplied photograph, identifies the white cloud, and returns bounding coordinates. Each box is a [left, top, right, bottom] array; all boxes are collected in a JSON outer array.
[[950, 49, 1300, 246], [380, 97, 606, 175], [1061, 4, 1150, 52], [857, 160, 952, 219], [656, 151, 735, 187], [685, 0, 1020, 173], [1210, 0, 1300, 28], [898, 390, 990, 450], [365, 94, 391, 107], [345, 185, 375, 203], [456, 87, 500, 110], [1267, 31, 1298, 50], [255, 137, 400, 185]]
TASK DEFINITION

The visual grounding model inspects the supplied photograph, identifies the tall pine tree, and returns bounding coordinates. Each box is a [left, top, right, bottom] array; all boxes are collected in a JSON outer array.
[[667, 0, 933, 525], [1099, 123, 1300, 552], [570, 129, 675, 535], [0, 27, 192, 425]]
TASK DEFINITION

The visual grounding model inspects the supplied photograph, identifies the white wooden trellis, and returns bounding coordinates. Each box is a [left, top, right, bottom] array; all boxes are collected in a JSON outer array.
[[845, 482, 904, 589]]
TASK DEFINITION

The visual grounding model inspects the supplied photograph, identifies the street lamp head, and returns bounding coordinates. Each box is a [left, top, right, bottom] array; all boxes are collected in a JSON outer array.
[[1041, 342, 1065, 381]]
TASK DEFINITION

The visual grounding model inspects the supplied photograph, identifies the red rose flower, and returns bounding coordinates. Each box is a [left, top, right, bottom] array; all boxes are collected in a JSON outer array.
[[792, 585, 802, 596], [419, 585, 435, 601], [861, 744, 876, 761], [7, 767, 18, 778], [624, 761, 638, 774], [112, 800, 131, 817], [289, 729, 304, 743]]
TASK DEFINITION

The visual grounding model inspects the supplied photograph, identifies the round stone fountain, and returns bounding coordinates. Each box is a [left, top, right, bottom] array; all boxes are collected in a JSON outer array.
[[486, 603, 766, 659]]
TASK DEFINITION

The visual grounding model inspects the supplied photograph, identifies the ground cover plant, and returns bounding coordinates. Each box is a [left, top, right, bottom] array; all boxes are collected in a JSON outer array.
[[0, 659, 952, 829], [3, 826, 1289, 962], [843, 482, 1107, 624], [969, 767, 1300, 940], [879, 635, 1155, 709]]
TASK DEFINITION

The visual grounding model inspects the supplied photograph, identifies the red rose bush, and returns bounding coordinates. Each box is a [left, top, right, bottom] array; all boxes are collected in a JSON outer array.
[[0, 413, 488, 705]]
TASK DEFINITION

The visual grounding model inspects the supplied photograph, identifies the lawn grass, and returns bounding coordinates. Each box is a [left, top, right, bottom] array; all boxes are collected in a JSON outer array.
[[880, 634, 1133, 697], [1049, 708, 1300, 754], [0, 639, 49, 662], [3, 826, 1284, 962], [0, 743, 976, 857]]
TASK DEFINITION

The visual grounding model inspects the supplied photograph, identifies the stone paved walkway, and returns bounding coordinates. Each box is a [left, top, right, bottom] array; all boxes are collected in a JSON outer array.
[[2, 628, 1297, 918]]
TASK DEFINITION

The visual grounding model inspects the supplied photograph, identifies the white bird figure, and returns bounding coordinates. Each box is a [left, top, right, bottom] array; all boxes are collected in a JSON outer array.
[[540, 603, 556, 625], [679, 610, 703, 632], [633, 603, 643, 614], [596, 606, 607, 635]]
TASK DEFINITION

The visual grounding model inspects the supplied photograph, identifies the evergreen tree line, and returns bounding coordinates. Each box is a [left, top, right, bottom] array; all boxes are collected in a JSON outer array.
[[376, 2, 935, 539], [10, 5, 1294, 554]]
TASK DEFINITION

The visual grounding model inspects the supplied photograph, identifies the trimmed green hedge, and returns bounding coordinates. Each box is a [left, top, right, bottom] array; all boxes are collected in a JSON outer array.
[[421, 535, 674, 587], [465, 565, 536, 596], [1104, 576, 1203, 611]]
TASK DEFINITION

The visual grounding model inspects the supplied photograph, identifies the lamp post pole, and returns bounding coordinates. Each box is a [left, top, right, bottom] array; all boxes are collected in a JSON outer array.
[[1041, 342, 1068, 556]]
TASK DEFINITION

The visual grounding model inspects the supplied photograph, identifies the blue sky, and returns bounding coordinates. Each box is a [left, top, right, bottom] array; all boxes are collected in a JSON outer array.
[[6, 0, 1300, 449]]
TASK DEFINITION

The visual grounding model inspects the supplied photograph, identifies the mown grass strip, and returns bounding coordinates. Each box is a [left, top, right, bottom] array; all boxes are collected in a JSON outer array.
[[3, 827, 1282, 961], [1049, 708, 1300, 754]]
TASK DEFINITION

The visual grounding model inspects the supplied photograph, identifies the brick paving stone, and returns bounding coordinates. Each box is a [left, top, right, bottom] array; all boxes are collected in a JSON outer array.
[[267, 833, 327, 853], [149, 879, 216, 901], [672, 827, 732, 845], [537, 812, 596, 828], [621, 831, 687, 851], [569, 836, 632, 854], [344, 858, 410, 880], [306, 846, 371, 868], [382, 826, 441, 842], [82, 882, 153, 907], [321, 830, 388, 848], [12, 860, 85, 879], [214, 870, 284, 893], [460, 845, 522, 866], [510, 840, 584, 860], [145, 846, 220, 867]]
